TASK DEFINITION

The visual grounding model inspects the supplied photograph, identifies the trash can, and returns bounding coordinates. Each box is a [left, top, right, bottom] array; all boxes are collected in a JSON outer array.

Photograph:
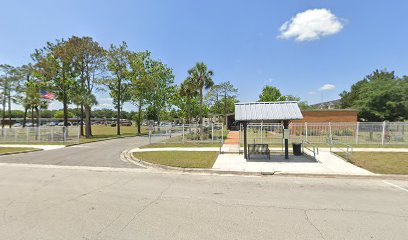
[[292, 143, 302, 156]]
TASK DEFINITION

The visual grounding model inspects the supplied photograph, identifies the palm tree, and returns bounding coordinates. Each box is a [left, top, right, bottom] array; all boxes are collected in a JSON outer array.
[[187, 62, 214, 124], [179, 77, 198, 124]]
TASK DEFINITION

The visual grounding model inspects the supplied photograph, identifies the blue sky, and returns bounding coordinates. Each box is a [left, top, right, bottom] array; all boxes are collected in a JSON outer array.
[[1, 0, 408, 110]]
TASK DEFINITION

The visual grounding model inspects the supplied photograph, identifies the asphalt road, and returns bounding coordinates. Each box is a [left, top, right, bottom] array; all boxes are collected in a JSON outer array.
[[0, 136, 164, 168], [0, 164, 407, 240]]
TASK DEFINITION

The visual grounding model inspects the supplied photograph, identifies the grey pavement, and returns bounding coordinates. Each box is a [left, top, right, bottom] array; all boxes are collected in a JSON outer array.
[[0, 164, 407, 240], [0, 136, 164, 168]]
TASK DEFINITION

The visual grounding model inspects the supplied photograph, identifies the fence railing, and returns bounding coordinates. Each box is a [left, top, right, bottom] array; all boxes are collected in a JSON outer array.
[[0, 126, 80, 144], [302, 139, 319, 159], [329, 140, 353, 155], [148, 123, 224, 144], [241, 122, 408, 146]]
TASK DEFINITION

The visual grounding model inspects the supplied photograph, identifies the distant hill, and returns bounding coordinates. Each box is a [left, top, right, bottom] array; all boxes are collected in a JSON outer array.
[[310, 99, 341, 109]]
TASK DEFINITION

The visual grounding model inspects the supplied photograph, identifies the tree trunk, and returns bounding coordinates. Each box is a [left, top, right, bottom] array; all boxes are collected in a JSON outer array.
[[1, 95, 5, 129], [224, 93, 227, 124], [137, 102, 142, 134], [36, 107, 40, 127], [80, 104, 84, 136], [187, 99, 191, 124], [199, 88, 203, 124], [31, 107, 34, 126], [63, 92, 69, 140], [117, 79, 121, 135], [23, 106, 28, 128], [35, 107, 39, 140], [8, 90, 12, 128], [85, 105, 92, 138], [63, 96, 68, 127]]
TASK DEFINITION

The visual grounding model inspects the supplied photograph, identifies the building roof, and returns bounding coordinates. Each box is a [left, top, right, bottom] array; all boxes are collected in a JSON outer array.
[[235, 102, 303, 122]]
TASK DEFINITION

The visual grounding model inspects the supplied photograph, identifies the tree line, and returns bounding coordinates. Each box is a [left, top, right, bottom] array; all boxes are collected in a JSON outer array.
[[340, 69, 408, 122], [0, 36, 242, 138]]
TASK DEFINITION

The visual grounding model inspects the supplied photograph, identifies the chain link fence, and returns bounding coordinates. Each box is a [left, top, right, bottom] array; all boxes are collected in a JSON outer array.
[[0, 126, 80, 144], [148, 123, 225, 144], [241, 122, 408, 146]]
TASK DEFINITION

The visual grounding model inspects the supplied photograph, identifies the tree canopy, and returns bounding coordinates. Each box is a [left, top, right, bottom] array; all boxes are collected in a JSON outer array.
[[340, 69, 408, 121]]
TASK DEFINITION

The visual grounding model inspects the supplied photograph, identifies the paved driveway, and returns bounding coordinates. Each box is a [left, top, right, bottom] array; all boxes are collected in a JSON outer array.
[[0, 136, 163, 168]]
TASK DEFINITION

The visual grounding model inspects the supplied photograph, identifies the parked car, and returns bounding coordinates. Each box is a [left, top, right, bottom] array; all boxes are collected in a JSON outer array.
[[57, 122, 72, 126], [12, 123, 22, 128], [25, 122, 34, 127], [48, 122, 57, 126]]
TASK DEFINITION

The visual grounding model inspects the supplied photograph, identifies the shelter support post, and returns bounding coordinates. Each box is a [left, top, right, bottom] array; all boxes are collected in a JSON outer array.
[[243, 121, 248, 159], [283, 120, 289, 159]]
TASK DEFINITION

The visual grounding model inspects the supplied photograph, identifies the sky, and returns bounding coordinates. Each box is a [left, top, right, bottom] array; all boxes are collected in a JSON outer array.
[[1, 0, 408, 110]]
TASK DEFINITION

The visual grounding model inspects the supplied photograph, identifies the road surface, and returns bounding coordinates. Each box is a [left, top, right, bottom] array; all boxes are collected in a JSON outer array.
[[0, 136, 163, 168], [0, 164, 407, 240]]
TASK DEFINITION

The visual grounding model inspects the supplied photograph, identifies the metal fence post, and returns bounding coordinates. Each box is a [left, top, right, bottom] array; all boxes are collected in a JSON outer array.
[[355, 122, 360, 144], [77, 125, 80, 144], [381, 121, 386, 145], [182, 124, 185, 143], [26, 127, 29, 144], [305, 122, 308, 142], [14, 128, 17, 143], [38, 126, 41, 142], [260, 121, 263, 144], [221, 123, 224, 144], [51, 126, 54, 142], [63, 127, 67, 144], [211, 123, 214, 144], [329, 122, 333, 144]]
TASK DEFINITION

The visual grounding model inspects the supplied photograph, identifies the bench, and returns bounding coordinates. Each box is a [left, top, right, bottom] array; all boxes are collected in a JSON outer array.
[[248, 144, 270, 160]]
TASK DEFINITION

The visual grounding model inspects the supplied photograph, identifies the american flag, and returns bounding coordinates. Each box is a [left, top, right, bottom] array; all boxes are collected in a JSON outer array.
[[40, 89, 55, 100]]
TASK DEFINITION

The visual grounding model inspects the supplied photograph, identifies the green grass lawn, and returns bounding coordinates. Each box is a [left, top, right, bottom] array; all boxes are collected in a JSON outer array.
[[78, 125, 148, 144], [140, 142, 222, 148], [0, 147, 39, 155], [335, 152, 408, 175], [133, 151, 219, 168]]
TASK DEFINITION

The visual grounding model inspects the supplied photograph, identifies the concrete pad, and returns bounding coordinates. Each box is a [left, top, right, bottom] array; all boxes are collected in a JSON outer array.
[[213, 150, 373, 175], [0, 144, 65, 151]]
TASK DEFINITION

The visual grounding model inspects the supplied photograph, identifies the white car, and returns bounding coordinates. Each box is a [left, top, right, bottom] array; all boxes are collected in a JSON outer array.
[[12, 123, 22, 128], [57, 122, 72, 126]]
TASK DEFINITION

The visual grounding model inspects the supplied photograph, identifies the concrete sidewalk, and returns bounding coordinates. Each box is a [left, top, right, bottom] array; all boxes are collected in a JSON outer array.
[[213, 149, 373, 175], [0, 144, 65, 151]]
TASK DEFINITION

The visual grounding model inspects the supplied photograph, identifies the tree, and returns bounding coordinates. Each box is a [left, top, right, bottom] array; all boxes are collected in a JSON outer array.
[[187, 62, 214, 124], [54, 110, 74, 119], [0, 64, 22, 129], [179, 77, 198, 123], [339, 69, 408, 121], [69, 36, 106, 138], [103, 42, 131, 135], [127, 51, 153, 133], [23, 79, 48, 127], [32, 39, 78, 129], [206, 81, 238, 123], [149, 60, 175, 126], [258, 85, 286, 102], [285, 95, 311, 110]]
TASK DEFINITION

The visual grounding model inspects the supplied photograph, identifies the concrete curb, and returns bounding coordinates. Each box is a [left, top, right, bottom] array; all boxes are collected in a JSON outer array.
[[0, 148, 43, 156], [123, 149, 408, 180], [123, 150, 275, 176]]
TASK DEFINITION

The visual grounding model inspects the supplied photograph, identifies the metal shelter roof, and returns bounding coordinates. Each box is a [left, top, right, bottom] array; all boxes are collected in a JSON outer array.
[[235, 102, 303, 121]]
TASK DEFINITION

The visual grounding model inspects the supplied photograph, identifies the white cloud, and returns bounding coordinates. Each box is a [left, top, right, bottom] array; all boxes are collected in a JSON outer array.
[[278, 8, 344, 41], [319, 84, 336, 91], [308, 91, 316, 95]]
